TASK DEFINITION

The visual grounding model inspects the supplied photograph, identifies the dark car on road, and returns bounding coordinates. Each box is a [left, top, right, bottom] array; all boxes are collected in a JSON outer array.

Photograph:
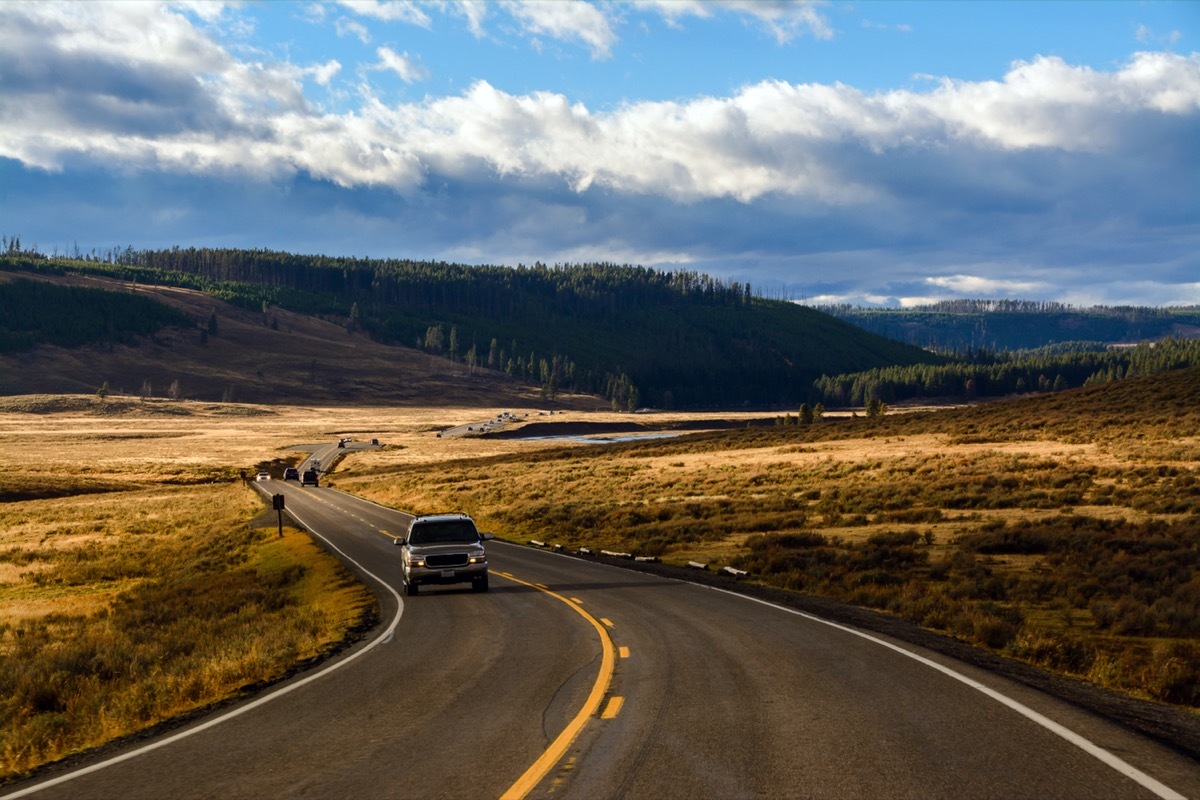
[[284, 467, 300, 481], [301, 469, 319, 486]]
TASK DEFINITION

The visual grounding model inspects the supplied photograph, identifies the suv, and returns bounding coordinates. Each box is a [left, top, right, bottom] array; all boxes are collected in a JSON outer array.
[[301, 468, 319, 486], [283, 467, 300, 481], [399, 514, 493, 596]]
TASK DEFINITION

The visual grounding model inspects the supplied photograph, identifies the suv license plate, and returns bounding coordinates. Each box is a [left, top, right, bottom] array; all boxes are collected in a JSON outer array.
[[440, 570, 456, 578]]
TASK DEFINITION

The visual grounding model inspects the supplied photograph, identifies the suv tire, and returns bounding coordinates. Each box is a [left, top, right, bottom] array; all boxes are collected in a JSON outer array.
[[405, 581, 419, 597], [472, 575, 489, 592]]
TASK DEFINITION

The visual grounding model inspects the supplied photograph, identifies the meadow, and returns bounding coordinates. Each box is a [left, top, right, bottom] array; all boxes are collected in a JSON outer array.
[[2, 370, 1197, 779], [0, 396, 389, 779]]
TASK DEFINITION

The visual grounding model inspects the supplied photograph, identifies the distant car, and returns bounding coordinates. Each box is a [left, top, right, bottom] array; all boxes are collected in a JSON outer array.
[[283, 467, 300, 481], [337, 440, 345, 448], [255, 472, 270, 482], [301, 469, 319, 487]]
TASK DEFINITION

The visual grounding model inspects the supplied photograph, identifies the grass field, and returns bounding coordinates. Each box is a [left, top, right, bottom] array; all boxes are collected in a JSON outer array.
[[2, 370, 1198, 779]]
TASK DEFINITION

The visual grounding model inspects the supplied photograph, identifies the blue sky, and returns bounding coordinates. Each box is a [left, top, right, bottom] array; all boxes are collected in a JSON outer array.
[[1, 1, 1197, 306]]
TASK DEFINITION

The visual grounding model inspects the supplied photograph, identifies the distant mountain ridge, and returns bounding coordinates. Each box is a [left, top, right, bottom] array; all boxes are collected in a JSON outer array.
[[823, 300, 1200, 353], [1, 251, 942, 408]]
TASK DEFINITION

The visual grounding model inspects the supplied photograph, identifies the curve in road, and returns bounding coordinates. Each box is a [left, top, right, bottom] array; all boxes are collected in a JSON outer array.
[[6, 450, 1197, 799]]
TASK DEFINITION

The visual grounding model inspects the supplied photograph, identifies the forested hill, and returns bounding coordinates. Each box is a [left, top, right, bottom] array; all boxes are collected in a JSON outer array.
[[0, 277, 191, 353], [823, 300, 1200, 353], [1, 249, 940, 408]]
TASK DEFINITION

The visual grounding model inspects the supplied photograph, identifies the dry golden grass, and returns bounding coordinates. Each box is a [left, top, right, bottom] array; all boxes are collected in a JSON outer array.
[[0, 398, 446, 779], [2, 380, 1197, 779]]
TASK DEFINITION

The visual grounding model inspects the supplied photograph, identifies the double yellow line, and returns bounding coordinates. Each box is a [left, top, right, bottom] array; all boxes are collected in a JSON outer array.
[[496, 572, 619, 800]]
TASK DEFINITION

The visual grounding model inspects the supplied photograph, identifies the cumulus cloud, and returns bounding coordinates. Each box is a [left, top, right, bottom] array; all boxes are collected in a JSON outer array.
[[5, 0, 1198, 206], [2, 1, 1197, 306], [4, 0, 1197, 210]]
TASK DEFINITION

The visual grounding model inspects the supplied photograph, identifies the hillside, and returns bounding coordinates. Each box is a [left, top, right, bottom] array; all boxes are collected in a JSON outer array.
[[0, 270, 578, 408], [2, 252, 943, 408]]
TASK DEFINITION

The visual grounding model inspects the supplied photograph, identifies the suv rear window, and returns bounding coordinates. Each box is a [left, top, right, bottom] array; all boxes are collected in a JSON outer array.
[[408, 520, 479, 545]]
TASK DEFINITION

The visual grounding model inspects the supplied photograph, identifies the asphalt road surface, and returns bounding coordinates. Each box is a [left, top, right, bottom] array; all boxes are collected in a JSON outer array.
[[7, 456, 1198, 799]]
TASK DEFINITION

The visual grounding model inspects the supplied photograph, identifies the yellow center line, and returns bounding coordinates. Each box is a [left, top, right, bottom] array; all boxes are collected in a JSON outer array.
[[497, 574, 616, 800], [619, 646, 630, 659]]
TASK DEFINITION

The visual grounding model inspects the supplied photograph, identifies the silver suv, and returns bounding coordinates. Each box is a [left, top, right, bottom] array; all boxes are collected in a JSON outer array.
[[399, 514, 493, 596]]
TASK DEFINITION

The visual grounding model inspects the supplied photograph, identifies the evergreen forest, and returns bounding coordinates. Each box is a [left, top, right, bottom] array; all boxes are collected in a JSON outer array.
[[811, 338, 1200, 406], [0, 278, 190, 354], [0, 248, 938, 408], [6, 241, 1199, 409]]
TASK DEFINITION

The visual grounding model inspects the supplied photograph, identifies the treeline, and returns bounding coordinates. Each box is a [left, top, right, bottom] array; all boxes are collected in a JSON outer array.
[[1, 248, 939, 408], [823, 300, 1200, 353], [0, 278, 190, 354], [812, 338, 1200, 406]]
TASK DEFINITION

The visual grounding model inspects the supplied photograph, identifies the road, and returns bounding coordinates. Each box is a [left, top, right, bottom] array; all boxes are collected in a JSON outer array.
[[6, 453, 1198, 799]]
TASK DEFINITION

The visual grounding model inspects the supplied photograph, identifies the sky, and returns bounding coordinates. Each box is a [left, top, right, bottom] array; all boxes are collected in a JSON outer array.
[[1, 1, 1197, 308]]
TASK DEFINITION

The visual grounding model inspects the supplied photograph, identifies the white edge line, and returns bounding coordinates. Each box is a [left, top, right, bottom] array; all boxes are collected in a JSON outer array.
[[706, 584, 1186, 800], [3, 501, 403, 800]]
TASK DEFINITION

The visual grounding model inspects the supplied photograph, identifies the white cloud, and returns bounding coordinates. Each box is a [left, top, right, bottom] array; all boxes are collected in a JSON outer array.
[[310, 60, 343, 87], [1136, 24, 1182, 48], [722, 0, 833, 43], [335, 0, 431, 26], [335, 17, 372, 43], [374, 47, 428, 83], [636, 0, 833, 42], [921, 53, 1200, 150], [1, 1, 1197, 306], [925, 274, 1050, 297], [450, 0, 490, 38], [168, 0, 231, 23], [4, 0, 1198, 212], [502, 0, 618, 59], [302, 3, 328, 23]]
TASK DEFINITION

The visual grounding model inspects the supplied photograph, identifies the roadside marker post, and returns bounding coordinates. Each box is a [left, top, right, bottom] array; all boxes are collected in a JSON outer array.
[[272, 493, 285, 537]]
